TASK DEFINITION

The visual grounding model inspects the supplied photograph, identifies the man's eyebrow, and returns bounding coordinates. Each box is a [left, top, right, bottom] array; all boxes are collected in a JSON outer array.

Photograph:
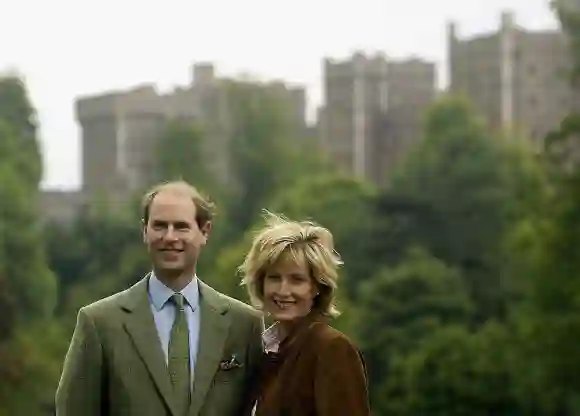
[[174, 221, 191, 226], [151, 219, 193, 226]]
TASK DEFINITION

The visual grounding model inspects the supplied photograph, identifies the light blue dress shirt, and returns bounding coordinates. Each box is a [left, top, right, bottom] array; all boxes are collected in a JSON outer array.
[[148, 273, 201, 381]]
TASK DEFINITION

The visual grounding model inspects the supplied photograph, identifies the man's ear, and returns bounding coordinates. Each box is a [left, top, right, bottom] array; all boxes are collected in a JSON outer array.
[[201, 221, 212, 244], [142, 220, 148, 243]]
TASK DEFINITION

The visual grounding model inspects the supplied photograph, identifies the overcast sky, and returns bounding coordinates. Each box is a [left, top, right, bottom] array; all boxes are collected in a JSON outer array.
[[0, 0, 558, 190]]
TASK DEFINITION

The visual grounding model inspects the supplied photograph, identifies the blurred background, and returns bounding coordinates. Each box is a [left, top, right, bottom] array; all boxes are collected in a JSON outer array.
[[2, 0, 580, 414]]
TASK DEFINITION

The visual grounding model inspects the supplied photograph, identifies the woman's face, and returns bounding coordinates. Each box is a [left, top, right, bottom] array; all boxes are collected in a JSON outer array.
[[262, 255, 318, 323]]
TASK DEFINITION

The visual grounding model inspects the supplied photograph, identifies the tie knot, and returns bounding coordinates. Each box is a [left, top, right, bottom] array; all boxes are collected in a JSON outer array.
[[171, 293, 186, 310]]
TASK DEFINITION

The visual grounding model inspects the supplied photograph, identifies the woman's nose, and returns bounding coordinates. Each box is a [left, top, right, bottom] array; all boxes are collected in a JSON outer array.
[[277, 279, 292, 296]]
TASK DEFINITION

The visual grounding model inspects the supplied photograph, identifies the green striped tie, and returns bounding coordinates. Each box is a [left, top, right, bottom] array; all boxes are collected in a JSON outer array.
[[168, 293, 190, 414]]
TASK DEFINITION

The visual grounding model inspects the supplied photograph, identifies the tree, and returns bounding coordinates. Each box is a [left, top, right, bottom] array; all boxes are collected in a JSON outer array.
[[544, 2, 580, 174], [520, 149, 580, 413], [386, 95, 538, 323], [45, 204, 148, 317], [0, 121, 55, 326], [224, 81, 331, 236], [0, 75, 57, 414], [185, 80, 338, 280], [385, 322, 524, 415], [510, 5, 580, 413], [368, 193, 447, 267], [0, 75, 42, 185], [552, 0, 580, 85], [156, 119, 217, 195], [357, 247, 472, 411]]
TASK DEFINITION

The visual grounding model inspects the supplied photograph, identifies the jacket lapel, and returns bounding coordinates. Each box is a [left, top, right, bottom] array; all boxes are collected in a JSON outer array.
[[189, 281, 231, 415], [120, 275, 178, 416]]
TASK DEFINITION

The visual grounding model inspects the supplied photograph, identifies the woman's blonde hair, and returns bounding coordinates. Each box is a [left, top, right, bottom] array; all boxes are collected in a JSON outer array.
[[239, 210, 343, 318]]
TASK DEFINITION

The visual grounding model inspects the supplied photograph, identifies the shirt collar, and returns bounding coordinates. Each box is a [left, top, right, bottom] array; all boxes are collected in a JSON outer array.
[[262, 322, 286, 353], [148, 272, 200, 311]]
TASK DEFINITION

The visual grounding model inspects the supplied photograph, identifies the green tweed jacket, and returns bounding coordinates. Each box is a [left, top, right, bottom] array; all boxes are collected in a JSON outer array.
[[55, 275, 264, 416]]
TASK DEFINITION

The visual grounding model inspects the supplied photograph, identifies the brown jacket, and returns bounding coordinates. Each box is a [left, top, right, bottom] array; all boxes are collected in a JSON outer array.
[[245, 313, 370, 416]]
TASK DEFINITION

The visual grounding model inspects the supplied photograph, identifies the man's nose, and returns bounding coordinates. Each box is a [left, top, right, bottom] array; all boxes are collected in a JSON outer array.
[[163, 226, 178, 241]]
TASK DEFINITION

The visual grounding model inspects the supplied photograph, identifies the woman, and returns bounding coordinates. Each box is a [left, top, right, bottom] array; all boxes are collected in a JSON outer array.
[[239, 211, 370, 416]]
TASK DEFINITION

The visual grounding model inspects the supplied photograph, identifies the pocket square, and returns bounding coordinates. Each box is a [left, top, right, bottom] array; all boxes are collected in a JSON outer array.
[[219, 354, 243, 371]]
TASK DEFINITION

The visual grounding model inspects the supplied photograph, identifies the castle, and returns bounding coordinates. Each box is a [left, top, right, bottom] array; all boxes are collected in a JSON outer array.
[[40, 11, 580, 223]]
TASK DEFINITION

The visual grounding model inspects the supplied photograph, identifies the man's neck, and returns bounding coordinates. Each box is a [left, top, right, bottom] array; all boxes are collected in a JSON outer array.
[[154, 269, 196, 292]]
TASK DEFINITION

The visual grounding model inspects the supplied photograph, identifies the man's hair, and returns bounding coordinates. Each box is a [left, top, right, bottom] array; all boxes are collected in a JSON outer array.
[[239, 210, 343, 318], [141, 180, 216, 227]]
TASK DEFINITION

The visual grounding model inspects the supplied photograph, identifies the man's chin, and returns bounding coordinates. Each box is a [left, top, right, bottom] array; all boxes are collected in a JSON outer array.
[[154, 263, 185, 275]]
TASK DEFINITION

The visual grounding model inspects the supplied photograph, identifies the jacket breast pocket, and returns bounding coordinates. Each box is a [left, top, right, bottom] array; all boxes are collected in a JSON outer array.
[[213, 364, 245, 385], [212, 352, 246, 384], [204, 361, 246, 415]]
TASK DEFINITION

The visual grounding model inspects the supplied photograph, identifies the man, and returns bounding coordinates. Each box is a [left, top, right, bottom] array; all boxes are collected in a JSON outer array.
[[56, 181, 264, 416]]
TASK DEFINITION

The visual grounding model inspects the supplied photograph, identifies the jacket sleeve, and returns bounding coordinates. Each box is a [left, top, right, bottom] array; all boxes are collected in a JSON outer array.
[[55, 308, 104, 416], [314, 335, 370, 416], [248, 312, 264, 370], [242, 312, 264, 415]]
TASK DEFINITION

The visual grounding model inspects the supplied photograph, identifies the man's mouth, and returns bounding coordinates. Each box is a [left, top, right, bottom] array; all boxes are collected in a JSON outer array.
[[159, 248, 183, 252]]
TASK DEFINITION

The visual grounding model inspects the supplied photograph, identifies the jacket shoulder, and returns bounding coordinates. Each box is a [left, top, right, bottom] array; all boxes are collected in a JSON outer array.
[[310, 322, 360, 352], [221, 292, 262, 320], [77, 285, 134, 320], [308, 323, 367, 377], [200, 280, 261, 320]]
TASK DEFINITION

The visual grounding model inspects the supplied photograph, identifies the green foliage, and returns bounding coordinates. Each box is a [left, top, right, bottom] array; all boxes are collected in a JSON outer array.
[[0, 322, 69, 415], [506, 6, 580, 413], [45, 207, 148, 315], [204, 238, 250, 302], [0, 75, 42, 185], [495, 138, 552, 305], [552, 0, 580, 85], [357, 247, 472, 400], [224, 81, 323, 235], [368, 192, 446, 267], [380, 323, 524, 415], [388, 95, 537, 322], [358, 95, 552, 411], [0, 121, 55, 327], [0, 75, 57, 413], [519, 166, 580, 413], [390, 96, 509, 265], [544, 113, 580, 174], [156, 120, 216, 194]]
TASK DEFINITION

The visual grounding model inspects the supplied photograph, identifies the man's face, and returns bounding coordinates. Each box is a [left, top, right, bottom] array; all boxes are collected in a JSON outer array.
[[143, 191, 211, 278]]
